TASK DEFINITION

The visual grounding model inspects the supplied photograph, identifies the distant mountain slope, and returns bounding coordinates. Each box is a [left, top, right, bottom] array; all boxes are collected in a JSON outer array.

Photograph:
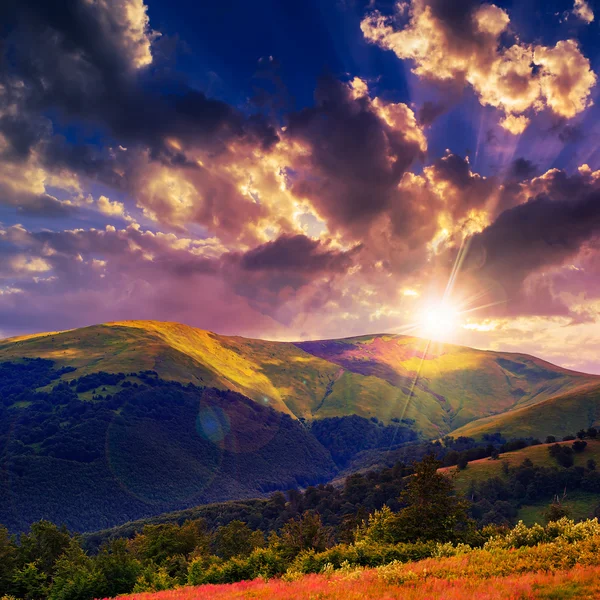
[[451, 381, 600, 440], [0, 372, 336, 533], [296, 335, 596, 432], [1, 321, 597, 437]]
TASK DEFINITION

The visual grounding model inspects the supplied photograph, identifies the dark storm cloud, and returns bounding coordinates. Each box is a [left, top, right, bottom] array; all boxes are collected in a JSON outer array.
[[241, 234, 358, 273], [0, 0, 278, 166], [286, 76, 425, 237], [222, 233, 360, 323], [510, 158, 538, 180], [465, 170, 600, 314]]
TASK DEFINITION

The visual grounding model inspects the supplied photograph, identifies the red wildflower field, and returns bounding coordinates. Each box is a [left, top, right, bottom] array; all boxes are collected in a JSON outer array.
[[120, 564, 600, 600]]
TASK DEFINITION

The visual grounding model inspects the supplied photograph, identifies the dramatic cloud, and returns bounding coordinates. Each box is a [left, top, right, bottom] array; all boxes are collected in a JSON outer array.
[[0, 223, 361, 337], [464, 166, 600, 317], [0, 0, 278, 168], [361, 0, 597, 133], [2, 0, 600, 373], [286, 76, 426, 238]]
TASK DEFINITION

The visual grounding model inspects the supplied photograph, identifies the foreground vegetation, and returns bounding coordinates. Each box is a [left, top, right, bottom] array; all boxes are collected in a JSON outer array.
[[4, 450, 600, 599], [121, 564, 600, 600]]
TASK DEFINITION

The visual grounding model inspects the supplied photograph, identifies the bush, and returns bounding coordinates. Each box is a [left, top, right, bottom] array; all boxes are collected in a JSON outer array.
[[133, 565, 177, 593], [288, 539, 438, 575]]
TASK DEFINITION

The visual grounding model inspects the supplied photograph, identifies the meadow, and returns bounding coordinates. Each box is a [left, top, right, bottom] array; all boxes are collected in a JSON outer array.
[[117, 567, 600, 599], [117, 518, 600, 599]]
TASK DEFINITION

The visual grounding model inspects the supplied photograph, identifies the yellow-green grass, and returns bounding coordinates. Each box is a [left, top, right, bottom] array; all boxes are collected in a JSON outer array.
[[1, 320, 598, 436], [452, 382, 600, 440], [296, 334, 596, 432], [441, 439, 600, 494], [518, 491, 598, 525]]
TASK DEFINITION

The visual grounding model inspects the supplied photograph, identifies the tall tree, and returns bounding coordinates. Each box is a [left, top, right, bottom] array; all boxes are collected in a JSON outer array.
[[394, 454, 471, 542]]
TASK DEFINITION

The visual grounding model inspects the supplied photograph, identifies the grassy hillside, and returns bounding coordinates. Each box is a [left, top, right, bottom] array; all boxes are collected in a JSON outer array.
[[451, 382, 600, 440], [442, 439, 600, 491], [2, 320, 597, 437]]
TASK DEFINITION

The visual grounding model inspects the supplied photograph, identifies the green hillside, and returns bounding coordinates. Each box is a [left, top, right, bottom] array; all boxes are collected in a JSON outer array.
[[443, 439, 600, 492], [451, 382, 600, 440], [1, 320, 597, 438], [443, 439, 600, 523]]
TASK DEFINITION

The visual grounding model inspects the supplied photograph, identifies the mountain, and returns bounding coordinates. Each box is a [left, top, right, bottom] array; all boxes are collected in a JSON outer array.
[[1, 320, 596, 437], [451, 381, 600, 440], [2, 320, 600, 532], [0, 370, 337, 532]]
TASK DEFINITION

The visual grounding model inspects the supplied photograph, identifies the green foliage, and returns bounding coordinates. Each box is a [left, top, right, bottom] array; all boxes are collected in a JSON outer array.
[[10, 563, 47, 600], [132, 565, 177, 593], [289, 539, 438, 574], [129, 520, 210, 564], [278, 512, 334, 558], [548, 443, 575, 467], [0, 369, 335, 532], [394, 455, 471, 543], [544, 502, 571, 524], [0, 527, 16, 596], [358, 506, 402, 545], [94, 539, 141, 597], [47, 540, 103, 600], [213, 520, 264, 560], [18, 521, 71, 579]]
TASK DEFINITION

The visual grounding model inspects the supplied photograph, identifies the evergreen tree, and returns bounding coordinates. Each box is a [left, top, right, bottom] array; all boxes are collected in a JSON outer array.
[[394, 454, 471, 543]]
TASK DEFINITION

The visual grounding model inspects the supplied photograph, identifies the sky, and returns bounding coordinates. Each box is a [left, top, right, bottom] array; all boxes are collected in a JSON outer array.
[[2, 0, 600, 372]]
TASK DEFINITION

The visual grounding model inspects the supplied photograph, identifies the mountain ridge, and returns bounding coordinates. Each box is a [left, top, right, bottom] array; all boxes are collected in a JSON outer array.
[[1, 319, 598, 438]]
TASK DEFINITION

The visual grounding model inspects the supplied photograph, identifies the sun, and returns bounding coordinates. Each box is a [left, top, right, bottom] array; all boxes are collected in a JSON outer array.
[[418, 301, 460, 341]]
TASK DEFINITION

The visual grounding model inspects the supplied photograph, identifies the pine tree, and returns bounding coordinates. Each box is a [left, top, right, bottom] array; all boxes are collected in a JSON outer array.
[[394, 454, 471, 543]]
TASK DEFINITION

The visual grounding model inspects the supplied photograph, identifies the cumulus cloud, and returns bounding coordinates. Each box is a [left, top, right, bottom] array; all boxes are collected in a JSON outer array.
[[0, 133, 82, 216], [573, 0, 594, 23], [97, 195, 126, 217], [361, 0, 597, 133], [286, 76, 426, 238], [463, 166, 600, 317]]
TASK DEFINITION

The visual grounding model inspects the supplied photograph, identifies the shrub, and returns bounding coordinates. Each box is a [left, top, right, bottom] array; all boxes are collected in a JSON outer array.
[[133, 565, 177, 593]]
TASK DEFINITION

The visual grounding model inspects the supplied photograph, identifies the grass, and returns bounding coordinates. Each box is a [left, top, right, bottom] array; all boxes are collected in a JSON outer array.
[[441, 439, 600, 494], [118, 563, 600, 600], [518, 491, 599, 525], [1, 320, 599, 436], [452, 381, 600, 440], [117, 569, 600, 599]]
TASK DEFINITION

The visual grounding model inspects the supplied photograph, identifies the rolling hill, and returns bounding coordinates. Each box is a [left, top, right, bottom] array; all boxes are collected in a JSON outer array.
[[1, 320, 597, 438], [3, 320, 600, 532], [442, 439, 600, 523], [451, 382, 600, 440]]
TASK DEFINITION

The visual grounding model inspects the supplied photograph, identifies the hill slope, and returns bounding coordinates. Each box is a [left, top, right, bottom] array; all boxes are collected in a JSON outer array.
[[1, 320, 596, 437], [451, 382, 600, 440], [0, 374, 337, 533]]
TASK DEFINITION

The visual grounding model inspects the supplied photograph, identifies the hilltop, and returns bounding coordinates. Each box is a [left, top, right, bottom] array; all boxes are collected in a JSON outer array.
[[1, 320, 597, 438], [3, 319, 600, 532]]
